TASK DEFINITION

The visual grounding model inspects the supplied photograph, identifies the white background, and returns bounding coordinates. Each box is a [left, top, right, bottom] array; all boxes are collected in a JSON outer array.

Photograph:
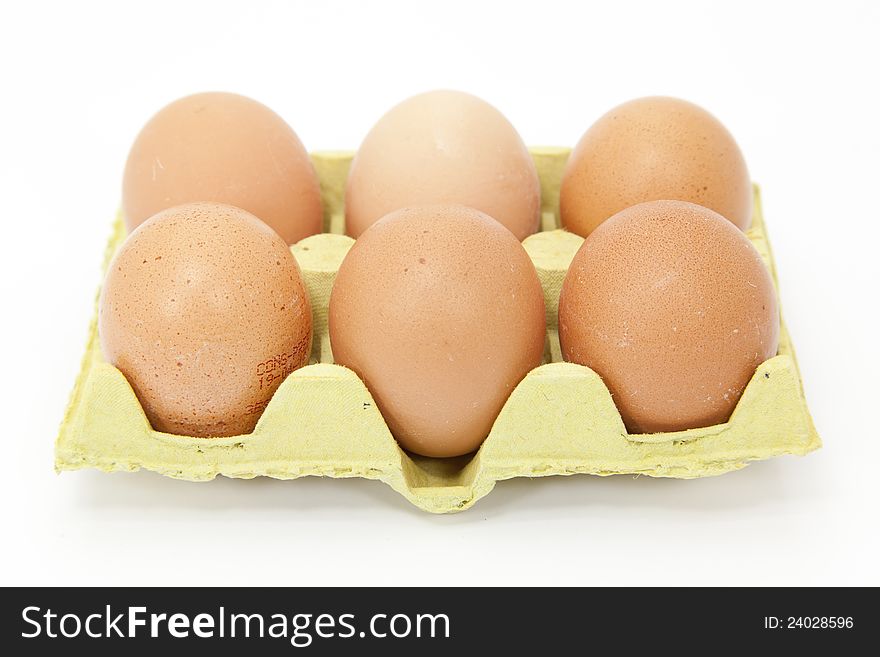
[[1, 0, 877, 586]]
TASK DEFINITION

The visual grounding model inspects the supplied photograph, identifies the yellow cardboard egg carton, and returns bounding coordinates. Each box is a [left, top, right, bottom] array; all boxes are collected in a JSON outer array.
[[55, 147, 821, 513]]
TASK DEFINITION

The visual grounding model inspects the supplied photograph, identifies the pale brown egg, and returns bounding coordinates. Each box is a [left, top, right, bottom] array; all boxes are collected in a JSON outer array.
[[329, 205, 546, 457], [558, 200, 778, 434], [560, 96, 752, 236], [99, 202, 313, 437], [345, 90, 541, 241], [122, 92, 323, 245]]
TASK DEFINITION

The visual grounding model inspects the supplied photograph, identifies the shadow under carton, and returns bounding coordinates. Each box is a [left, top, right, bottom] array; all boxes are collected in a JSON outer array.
[[55, 147, 821, 513]]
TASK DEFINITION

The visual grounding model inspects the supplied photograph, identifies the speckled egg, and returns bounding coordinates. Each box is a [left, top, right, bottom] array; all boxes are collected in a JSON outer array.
[[558, 200, 778, 434], [560, 96, 752, 236], [99, 202, 313, 437], [329, 205, 546, 457], [345, 90, 541, 241], [123, 92, 323, 245]]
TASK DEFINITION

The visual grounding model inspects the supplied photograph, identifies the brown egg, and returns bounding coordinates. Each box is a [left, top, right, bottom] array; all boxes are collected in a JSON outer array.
[[122, 92, 322, 245], [345, 90, 541, 241], [329, 205, 546, 457], [558, 200, 778, 434], [99, 202, 312, 437], [560, 96, 752, 236]]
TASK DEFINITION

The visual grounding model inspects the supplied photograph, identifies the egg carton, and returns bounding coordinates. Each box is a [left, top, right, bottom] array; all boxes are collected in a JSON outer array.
[[55, 147, 821, 513]]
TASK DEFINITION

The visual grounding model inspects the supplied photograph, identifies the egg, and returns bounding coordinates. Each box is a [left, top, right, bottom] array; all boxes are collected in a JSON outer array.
[[122, 92, 323, 245], [558, 200, 778, 434], [99, 202, 313, 437], [344, 90, 541, 241], [560, 96, 752, 236], [329, 205, 546, 457]]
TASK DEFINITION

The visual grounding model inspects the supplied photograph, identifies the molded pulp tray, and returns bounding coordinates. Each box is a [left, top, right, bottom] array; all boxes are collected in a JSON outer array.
[[55, 147, 821, 513]]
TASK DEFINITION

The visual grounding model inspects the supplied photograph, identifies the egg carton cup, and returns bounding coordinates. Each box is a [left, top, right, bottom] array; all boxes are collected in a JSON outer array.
[[55, 147, 821, 513]]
